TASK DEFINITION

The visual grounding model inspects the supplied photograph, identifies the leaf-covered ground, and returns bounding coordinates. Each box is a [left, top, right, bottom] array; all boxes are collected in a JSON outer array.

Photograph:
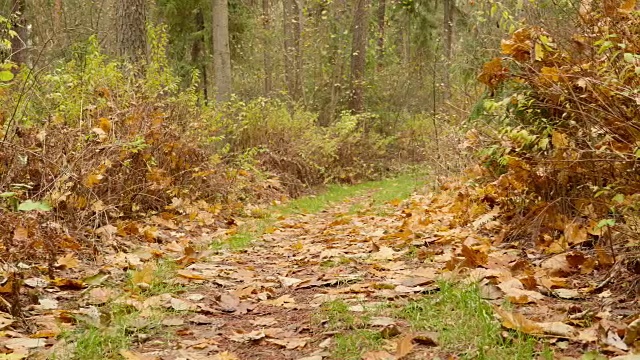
[[1, 175, 638, 360]]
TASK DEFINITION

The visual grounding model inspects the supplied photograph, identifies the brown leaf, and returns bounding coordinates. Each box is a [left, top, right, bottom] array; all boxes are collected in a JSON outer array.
[[395, 334, 415, 359], [119, 350, 159, 360], [265, 337, 309, 350], [211, 352, 240, 360], [217, 293, 241, 313], [493, 306, 543, 335], [363, 350, 395, 360], [564, 223, 587, 245]]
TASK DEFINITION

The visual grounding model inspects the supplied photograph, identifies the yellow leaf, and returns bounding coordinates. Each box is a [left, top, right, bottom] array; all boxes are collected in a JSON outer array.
[[131, 263, 155, 286], [98, 117, 112, 133], [119, 350, 159, 360], [56, 253, 79, 269], [535, 42, 544, 61], [540, 66, 560, 82], [83, 173, 103, 188], [551, 131, 569, 149], [620, 0, 637, 12]]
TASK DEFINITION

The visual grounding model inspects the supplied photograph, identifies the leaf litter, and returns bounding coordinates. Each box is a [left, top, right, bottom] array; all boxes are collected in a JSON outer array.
[[0, 182, 638, 359]]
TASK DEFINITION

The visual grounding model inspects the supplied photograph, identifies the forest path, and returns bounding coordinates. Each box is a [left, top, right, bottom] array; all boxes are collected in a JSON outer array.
[[116, 175, 563, 360], [127, 177, 440, 360]]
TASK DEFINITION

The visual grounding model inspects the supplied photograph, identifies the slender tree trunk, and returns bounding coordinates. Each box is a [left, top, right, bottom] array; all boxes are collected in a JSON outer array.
[[212, 0, 232, 102], [191, 9, 209, 103], [442, 0, 454, 104], [348, 0, 369, 113], [282, 0, 303, 102], [53, 0, 63, 41], [318, 0, 347, 126], [10, 0, 29, 65], [115, 0, 147, 62], [400, 12, 410, 65], [375, 0, 386, 71], [262, 0, 273, 96]]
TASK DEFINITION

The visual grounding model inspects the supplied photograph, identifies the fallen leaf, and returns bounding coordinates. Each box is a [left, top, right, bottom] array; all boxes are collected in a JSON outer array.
[[162, 317, 185, 326], [3, 337, 47, 349], [211, 352, 240, 360], [170, 297, 195, 311], [56, 253, 79, 269], [228, 329, 265, 342], [131, 263, 155, 287], [263, 294, 296, 307], [493, 306, 543, 335], [0, 314, 13, 329], [39, 298, 59, 310], [395, 334, 415, 358], [217, 293, 241, 313], [363, 350, 395, 360], [87, 287, 114, 305], [372, 246, 399, 261], [554, 288, 581, 299], [279, 276, 303, 287], [119, 349, 160, 360], [176, 269, 207, 280], [266, 337, 309, 349], [250, 317, 277, 327]]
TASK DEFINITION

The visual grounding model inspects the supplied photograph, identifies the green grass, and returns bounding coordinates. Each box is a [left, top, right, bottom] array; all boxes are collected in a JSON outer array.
[[126, 259, 187, 297], [333, 330, 385, 360], [318, 300, 394, 359], [56, 305, 152, 360], [278, 172, 426, 215], [210, 172, 427, 252], [398, 282, 554, 360]]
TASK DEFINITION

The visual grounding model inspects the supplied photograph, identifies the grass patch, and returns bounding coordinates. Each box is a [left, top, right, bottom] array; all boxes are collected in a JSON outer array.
[[321, 300, 363, 330], [278, 172, 425, 215], [318, 300, 387, 360], [56, 304, 170, 360], [399, 282, 554, 360], [126, 260, 187, 297], [333, 330, 385, 360]]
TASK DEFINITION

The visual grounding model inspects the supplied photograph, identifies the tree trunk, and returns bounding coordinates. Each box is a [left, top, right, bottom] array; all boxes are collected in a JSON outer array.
[[282, 0, 303, 102], [348, 0, 369, 113], [442, 0, 454, 104], [10, 0, 29, 65], [191, 9, 209, 103], [262, 0, 273, 96], [115, 0, 147, 62], [375, 0, 386, 71], [212, 0, 232, 102], [318, 0, 348, 126], [53, 0, 63, 42]]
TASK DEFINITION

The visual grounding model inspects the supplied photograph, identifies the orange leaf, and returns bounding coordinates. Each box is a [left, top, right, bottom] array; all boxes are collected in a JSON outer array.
[[620, 0, 637, 12]]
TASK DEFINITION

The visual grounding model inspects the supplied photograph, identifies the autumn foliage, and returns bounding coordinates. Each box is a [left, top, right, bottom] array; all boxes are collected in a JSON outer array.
[[471, 1, 640, 274]]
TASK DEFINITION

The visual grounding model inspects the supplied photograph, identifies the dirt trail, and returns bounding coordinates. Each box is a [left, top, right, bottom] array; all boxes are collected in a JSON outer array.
[[128, 193, 433, 360]]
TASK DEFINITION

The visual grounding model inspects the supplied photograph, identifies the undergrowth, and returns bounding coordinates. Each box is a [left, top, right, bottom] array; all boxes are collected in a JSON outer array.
[[0, 28, 436, 272]]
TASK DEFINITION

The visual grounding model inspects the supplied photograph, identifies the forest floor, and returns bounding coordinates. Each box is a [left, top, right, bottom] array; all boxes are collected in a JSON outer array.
[[2, 174, 638, 360]]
